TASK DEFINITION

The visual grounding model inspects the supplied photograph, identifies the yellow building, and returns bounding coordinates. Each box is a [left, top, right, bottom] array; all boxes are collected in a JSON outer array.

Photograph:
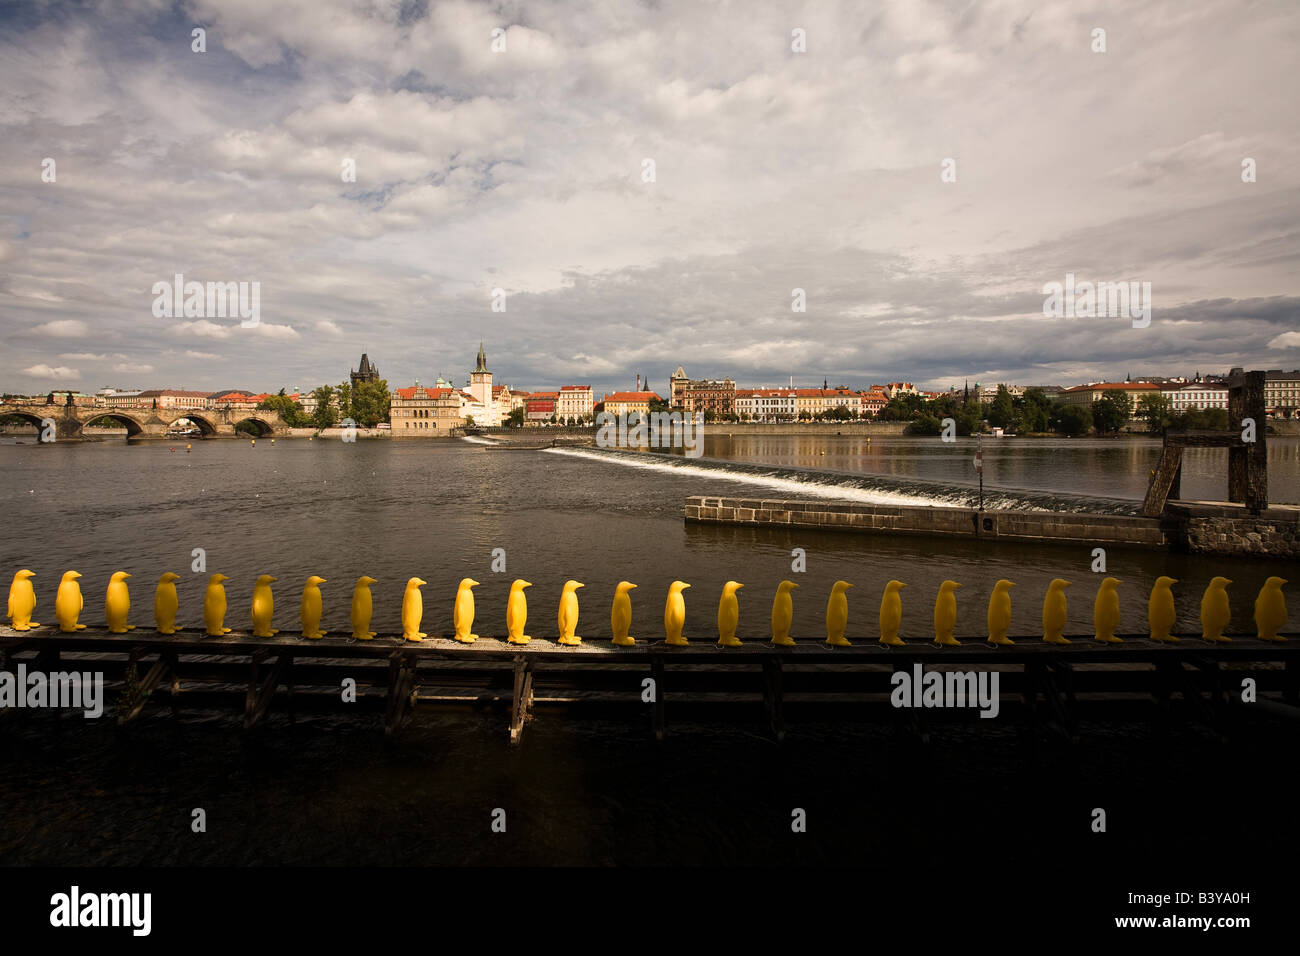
[[602, 391, 660, 416], [390, 384, 465, 435]]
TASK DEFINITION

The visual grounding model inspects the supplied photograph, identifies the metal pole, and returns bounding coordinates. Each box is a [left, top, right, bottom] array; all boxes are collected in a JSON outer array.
[[976, 432, 984, 511]]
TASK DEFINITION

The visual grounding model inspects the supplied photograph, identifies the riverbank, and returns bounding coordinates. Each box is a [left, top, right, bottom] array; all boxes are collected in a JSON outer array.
[[684, 495, 1300, 557]]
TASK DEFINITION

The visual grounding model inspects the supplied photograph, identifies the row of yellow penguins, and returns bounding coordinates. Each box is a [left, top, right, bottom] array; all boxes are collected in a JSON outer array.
[[4, 571, 1291, 645]]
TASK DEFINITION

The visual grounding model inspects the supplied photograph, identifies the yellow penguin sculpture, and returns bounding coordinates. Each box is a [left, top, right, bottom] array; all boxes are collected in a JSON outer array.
[[105, 571, 135, 633], [300, 576, 327, 639], [401, 577, 428, 641], [1148, 576, 1179, 642], [351, 576, 378, 640], [251, 574, 279, 637], [826, 580, 853, 647], [1093, 577, 1123, 643], [1254, 577, 1288, 642], [664, 581, 691, 646], [7, 570, 39, 630], [1042, 579, 1071, 644], [611, 581, 637, 646], [557, 580, 585, 645], [203, 573, 232, 636], [770, 580, 798, 646], [933, 580, 961, 646], [506, 579, 533, 644], [155, 572, 182, 634], [879, 579, 906, 646], [1200, 576, 1232, 643], [717, 581, 744, 647], [986, 579, 1015, 646], [453, 578, 480, 643], [55, 570, 86, 632]]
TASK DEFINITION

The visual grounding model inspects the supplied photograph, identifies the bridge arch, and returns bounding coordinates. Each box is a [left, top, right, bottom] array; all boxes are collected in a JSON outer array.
[[165, 412, 218, 436], [81, 411, 147, 437], [232, 416, 276, 437], [0, 410, 53, 436]]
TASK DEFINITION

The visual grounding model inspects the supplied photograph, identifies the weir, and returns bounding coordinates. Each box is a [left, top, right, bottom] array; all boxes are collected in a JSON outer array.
[[3, 624, 1297, 744]]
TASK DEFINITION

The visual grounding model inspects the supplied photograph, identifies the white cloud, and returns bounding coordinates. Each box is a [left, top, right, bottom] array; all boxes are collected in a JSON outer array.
[[113, 362, 154, 373], [34, 319, 88, 337], [1268, 331, 1300, 349], [184, 349, 220, 359], [59, 352, 108, 360], [24, 364, 79, 379], [315, 320, 343, 336]]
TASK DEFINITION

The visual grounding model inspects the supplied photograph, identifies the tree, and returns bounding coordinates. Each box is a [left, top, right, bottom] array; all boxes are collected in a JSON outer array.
[[310, 385, 338, 429], [908, 413, 943, 436], [345, 379, 390, 427], [506, 407, 524, 427], [798, 410, 812, 421], [1054, 404, 1093, 436], [649, 397, 670, 414], [465, 414, 476, 427], [703, 409, 717, 424], [956, 399, 982, 436], [988, 385, 1014, 428], [1091, 392, 1132, 434], [1137, 394, 1174, 432], [257, 390, 306, 427], [827, 404, 853, 421]]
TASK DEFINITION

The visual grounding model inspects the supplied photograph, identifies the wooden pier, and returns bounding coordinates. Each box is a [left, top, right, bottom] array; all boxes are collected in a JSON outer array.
[[3, 624, 1298, 743]]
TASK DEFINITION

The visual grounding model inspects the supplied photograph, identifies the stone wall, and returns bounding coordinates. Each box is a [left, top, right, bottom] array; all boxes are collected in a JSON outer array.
[[1165, 502, 1300, 557], [684, 496, 1169, 547]]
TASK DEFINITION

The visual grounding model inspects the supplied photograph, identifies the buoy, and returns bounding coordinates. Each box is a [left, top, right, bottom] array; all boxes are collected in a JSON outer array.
[[716, 581, 744, 647], [1200, 576, 1232, 642], [664, 581, 691, 646], [611, 581, 637, 646], [879, 579, 906, 646], [55, 570, 86, 633], [506, 579, 533, 644], [7, 570, 39, 630], [401, 577, 428, 641], [350, 576, 378, 640], [155, 572, 182, 634], [1042, 579, 1071, 644], [557, 580, 585, 645], [203, 573, 232, 636], [770, 580, 798, 646], [933, 580, 961, 646], [1093, 577, 1122, 643], [300, 576, 327, 639], [1255, 576, 1288, 641], [986, 579, 1015, 645], [105, 571, 136, 633], [1148, 576, 1179, 642], [826, 580, 853, 647], [453, 578, 480, 643]]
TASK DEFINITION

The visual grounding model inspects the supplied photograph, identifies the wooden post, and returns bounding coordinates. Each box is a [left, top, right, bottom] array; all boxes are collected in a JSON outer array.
[[1228, 374, 1245, 504], [762, 658, 785, 741], [1227, 371, 1265, 511], [508, 655, 534, 745], [651, 655, 665, 741], [1143, 445, 1184, 516], [384, 652, 416, 737]]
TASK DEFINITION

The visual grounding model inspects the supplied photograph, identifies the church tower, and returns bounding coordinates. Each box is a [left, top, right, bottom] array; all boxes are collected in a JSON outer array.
[[469, 341, 496, 424]]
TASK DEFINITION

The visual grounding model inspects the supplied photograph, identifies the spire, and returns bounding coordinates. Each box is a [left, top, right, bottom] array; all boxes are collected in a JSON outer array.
[[475, 341, 489, 373]]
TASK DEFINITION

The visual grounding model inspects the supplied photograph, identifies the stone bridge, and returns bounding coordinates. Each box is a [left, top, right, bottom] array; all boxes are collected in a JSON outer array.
[[0, 401, 289, 440]]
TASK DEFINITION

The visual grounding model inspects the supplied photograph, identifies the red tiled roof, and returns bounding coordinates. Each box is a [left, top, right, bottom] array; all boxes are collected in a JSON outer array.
[[603, 391, 661, 402], [1064, 382, 1161, 393], [559, 385, 591, 391]]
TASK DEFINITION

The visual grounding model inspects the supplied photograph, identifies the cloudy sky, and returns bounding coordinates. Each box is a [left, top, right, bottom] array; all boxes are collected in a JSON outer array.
[[2, 0, 1297, 397]]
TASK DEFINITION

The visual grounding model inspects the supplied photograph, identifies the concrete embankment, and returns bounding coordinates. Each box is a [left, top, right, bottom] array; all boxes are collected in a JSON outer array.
[[684, 496, 1300, 557]]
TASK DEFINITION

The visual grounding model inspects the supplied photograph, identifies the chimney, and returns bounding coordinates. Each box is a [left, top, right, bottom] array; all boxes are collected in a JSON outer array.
[[636, 373, 641, 392]]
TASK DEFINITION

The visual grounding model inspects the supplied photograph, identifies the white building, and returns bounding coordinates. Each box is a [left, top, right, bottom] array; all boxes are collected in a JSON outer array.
[[557, 385, 594, 422], [734, 388, 798, 421], [1162, 381, 1228, 411]]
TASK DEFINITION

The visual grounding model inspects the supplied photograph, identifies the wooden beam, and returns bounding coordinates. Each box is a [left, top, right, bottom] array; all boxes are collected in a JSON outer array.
[[1228, 371, 1267, 511], [1143, 444, 1184, 516], [118, 649, 172, 725], [509, 655, 534, 745], [762, 658, 785, 741], [244, 651, 292, 729], [651, 655, 665, 741], [384, 652, 417, 737]]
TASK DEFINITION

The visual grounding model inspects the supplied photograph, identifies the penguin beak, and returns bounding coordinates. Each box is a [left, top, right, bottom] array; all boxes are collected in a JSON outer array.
[[682, 584, 691, 589], [469, 579, 480, 587], [575, 583, 585, 589], [122, 573, 132, 580], [627, 583, 637, 589], [1224, 579, 1233, 585], [71, 572, 81, 580], [791, 583, 799, 589], [1008, 582, 1016, 588], [268, 577, 277, 583]]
